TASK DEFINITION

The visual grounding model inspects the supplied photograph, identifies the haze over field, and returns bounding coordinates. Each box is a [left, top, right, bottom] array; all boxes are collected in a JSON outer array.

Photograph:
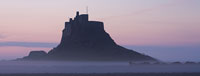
[[0, 0, 200, 62], [0, 61, 200, 73]]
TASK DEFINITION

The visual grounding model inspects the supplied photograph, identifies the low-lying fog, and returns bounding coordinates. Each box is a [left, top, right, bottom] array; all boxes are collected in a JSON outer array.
[[0, 61, 200, 73]]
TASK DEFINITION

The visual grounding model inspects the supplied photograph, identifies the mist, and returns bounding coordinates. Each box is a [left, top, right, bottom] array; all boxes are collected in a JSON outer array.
[[0, 61, 200, 73]]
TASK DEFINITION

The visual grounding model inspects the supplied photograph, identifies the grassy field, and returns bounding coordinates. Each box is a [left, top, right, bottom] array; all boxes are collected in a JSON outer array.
[[0, 73, 200, 76]]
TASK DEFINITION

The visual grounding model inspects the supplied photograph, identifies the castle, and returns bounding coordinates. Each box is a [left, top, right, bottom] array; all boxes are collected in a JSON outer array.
[[21, 11, 156, 61], [61, 11, 104, 43]]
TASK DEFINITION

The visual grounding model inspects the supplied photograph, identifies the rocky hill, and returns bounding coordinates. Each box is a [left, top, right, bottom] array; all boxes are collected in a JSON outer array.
[[20, 11, 156, 61]]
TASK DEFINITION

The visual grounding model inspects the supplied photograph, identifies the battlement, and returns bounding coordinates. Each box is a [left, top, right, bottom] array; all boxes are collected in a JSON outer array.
[[69, 11, 89, 23], [63, 11, 105, 38]]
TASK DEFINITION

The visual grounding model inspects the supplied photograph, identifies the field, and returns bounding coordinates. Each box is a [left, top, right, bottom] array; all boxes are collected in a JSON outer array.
[[0, 73, 200, 76], [0, 61, 200, 73]]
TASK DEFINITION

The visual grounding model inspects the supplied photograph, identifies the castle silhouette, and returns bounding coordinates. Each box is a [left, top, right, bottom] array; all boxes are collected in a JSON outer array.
[[20, 11, 156, 61]]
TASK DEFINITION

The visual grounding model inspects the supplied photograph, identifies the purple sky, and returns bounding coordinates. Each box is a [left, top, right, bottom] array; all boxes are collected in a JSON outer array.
[[0, 0, 200, 61]]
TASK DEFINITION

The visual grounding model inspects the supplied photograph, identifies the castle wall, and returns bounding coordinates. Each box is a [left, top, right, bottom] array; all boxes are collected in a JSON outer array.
[[79, 14, 88, 23], [87, 21, 104, 32]]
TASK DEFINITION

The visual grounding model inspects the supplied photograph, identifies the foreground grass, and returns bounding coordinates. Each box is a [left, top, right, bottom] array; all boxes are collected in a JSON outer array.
[[0, 73, 200, 76]]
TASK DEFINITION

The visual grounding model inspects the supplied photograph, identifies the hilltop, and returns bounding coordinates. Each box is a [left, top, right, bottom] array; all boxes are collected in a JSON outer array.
[[20, 11, 156, 61]]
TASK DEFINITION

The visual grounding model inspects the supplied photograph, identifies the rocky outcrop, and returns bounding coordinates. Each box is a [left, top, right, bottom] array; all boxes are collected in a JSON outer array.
[[22, 51, 47, 60], [20, 11, 156, 61]]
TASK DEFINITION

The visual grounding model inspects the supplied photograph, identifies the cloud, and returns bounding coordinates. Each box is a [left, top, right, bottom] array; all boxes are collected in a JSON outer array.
[[0, 42, 58, 48]]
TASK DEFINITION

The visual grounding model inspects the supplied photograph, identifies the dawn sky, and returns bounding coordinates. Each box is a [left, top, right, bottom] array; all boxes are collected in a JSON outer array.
[[0, 0, 200, 61]]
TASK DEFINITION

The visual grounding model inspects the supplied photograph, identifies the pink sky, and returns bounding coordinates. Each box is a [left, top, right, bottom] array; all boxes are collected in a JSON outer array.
[[0, 0, 200, 60]]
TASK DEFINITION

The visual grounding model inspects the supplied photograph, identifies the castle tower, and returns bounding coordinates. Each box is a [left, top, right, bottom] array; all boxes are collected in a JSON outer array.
[[76, 11, 79, 16]]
